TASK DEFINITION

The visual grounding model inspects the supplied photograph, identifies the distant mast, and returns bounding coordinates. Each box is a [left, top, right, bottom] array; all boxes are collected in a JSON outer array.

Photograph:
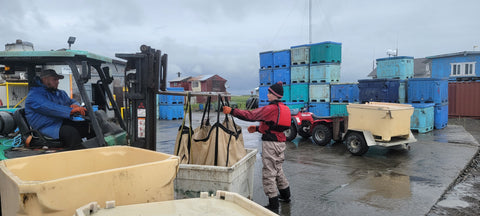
[[309, 0, 312, 44]]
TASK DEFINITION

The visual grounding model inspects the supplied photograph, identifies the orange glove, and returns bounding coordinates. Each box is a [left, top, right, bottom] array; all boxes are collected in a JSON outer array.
[[247, 125, 257, 133], [70, 106, 87, 116], [223, 106, 232, 114], [70, 104, 80, 109]]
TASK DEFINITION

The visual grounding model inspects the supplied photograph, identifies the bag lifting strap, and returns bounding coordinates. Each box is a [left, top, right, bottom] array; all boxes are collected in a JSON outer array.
[[218, 95, 241, 166], [176, 92, 193, 163], [200, 96, 211, 127]]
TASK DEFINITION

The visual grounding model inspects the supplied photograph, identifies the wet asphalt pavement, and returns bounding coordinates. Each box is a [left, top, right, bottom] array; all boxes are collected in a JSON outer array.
[[157, 112, 480, 216]]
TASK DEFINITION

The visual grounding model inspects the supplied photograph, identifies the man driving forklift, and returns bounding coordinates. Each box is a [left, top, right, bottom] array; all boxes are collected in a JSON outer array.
[[24, 69, 94, 150]]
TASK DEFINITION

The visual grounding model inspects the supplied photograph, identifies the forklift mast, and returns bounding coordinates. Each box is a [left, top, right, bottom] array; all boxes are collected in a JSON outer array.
[[116, 45, 167, 151]]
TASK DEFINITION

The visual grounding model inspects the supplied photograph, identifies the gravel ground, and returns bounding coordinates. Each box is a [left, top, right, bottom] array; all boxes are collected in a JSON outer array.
[[428, 118, 480, 216]]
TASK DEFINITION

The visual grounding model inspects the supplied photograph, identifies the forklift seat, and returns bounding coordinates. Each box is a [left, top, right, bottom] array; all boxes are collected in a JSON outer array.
[[13, 108, 63, 148]]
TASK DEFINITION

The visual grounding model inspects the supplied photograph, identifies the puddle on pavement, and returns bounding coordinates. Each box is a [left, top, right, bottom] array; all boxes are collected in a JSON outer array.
[[362, 171, 412, 199], [352, 170, 412, 209]]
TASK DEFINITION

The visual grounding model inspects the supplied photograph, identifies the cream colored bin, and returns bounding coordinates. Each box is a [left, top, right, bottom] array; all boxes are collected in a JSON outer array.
[[175, 149, 257, 199], [347, 102, 414, 141], [0, 146, 180, 216], [76, 190, 277, 216]]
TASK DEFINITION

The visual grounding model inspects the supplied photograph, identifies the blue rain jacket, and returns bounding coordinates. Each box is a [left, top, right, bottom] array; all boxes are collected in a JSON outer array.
[[25, 77, 80, 139]]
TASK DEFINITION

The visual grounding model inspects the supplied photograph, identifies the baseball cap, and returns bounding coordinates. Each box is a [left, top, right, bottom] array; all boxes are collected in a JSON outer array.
[[40, 69, 64, 79]]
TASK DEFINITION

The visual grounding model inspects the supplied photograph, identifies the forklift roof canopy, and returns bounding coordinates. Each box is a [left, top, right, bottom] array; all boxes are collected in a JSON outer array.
[[0, 50, 115, 65]]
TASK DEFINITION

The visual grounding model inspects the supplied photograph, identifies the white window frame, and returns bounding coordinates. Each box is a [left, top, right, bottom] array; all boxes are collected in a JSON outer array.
[[192, 81, 199, 88], [450, 62, 476, 77]]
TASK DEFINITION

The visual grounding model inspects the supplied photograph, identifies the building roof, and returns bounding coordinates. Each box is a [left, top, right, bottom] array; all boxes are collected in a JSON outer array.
[[169, 76, 191, 82], [426, 51, 480, 59], [189, 74, 217, 81]]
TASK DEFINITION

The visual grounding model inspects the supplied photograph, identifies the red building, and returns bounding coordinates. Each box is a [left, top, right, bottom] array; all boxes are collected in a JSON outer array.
[[189, 74, 227, 103], [168, 74, 228, 104], [169, 76, 192, 90]]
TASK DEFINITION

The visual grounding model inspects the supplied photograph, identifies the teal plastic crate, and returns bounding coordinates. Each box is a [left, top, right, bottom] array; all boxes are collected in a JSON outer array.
[[282, 85, 291, 102], [409, 103, 434, 133], [376, 56, 414, 80], [291, 65, 309, 83], [290, 45, 310, 65], [309, 63, 340, 83], [285, 102, 307, 113], [290, 83, 309, 102], [309, 102, 330, 116], [309, 83, 330, 102], [310, 41, 342, 63], [330, 102, 350, 117]]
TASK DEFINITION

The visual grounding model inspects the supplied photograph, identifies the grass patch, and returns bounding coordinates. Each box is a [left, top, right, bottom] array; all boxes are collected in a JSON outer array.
[[229, 95, 255, 109], [186, 95, 256, 111]]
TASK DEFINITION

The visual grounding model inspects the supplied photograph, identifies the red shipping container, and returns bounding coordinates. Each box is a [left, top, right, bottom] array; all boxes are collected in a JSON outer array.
[[448, 82, 480, 117]]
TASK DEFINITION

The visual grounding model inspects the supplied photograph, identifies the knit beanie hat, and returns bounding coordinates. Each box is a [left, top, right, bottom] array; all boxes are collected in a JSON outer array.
[[268, 81, 283, 98]]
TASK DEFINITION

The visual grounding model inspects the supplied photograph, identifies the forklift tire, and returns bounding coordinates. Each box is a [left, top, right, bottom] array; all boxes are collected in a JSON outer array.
[[312, 124, 332, 146], [285, 120, 297, 142], [344, 131, 369, 156]]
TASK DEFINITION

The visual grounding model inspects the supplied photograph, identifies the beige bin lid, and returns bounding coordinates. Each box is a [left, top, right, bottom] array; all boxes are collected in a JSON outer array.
[[347, 102, 413, 111], [76, 191, 277, 216]]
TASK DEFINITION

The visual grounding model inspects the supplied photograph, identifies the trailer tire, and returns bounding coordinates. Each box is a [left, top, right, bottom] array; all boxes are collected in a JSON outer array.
[[285, 119, 297, 142], [312, 124, 332, 146], [345, 131, 369, 156]]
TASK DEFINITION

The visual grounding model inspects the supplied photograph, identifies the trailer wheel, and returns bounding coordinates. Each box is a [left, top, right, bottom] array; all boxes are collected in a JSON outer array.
[[345, 132, 369, 156], [312, 124, 332, 146], [285, 119, 297, 142]]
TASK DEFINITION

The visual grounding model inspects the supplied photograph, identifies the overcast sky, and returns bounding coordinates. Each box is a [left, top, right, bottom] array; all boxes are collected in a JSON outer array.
[[1, 0, 479, 95]]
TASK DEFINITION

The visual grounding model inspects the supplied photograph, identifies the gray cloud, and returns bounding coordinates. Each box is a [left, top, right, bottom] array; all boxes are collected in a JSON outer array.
[[1, 0, 479, 95]]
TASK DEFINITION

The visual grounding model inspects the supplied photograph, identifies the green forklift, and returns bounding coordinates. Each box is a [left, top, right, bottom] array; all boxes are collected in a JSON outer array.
[[0, 47, 127, 158], [0, 42, 167, 159]]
